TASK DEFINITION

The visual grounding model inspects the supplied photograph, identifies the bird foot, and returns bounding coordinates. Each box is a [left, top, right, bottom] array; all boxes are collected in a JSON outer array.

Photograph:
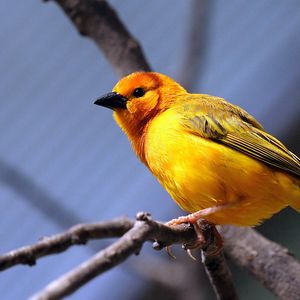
[[165, 214, 223, 259]]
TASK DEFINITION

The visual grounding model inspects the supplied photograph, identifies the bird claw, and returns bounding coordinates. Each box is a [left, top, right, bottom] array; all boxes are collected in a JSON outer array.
[[186, 248, 197, 261], [165, 215, 223, 259], [166, 244, 198, 261], [165, 245, 177, 259]]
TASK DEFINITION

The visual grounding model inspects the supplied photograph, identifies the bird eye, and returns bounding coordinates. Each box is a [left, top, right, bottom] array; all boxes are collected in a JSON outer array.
[[132, 88, 145, 98]]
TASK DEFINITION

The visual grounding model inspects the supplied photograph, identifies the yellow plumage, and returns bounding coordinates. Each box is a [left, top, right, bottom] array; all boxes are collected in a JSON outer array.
[[145, 102, 299, 225], [95, 72, 300, 227]]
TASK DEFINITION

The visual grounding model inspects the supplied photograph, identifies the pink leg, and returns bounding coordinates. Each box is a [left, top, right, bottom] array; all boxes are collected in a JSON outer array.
[[166, 205, 228, 227], [165, 206, 227, 258]]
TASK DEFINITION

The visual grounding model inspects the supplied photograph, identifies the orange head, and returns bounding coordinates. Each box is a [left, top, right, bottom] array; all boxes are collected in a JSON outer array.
[[94, 72, 186, 140]]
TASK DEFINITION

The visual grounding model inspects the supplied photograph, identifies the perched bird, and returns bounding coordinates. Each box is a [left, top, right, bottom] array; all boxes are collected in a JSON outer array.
[[94, 72, 300, 228]]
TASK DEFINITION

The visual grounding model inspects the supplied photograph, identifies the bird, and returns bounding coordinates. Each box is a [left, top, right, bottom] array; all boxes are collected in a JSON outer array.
[[94, 72, 300, 230]]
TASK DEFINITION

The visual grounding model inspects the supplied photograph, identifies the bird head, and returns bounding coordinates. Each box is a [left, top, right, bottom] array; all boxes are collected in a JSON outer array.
[[94, 72, 186, 138]]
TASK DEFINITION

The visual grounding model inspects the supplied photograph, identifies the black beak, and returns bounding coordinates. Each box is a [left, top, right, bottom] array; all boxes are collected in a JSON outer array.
[[94, 92, 127, 110]]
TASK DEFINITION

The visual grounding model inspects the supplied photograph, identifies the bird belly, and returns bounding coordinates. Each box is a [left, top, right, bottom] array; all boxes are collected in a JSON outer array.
[[145, 126, 297, 226]]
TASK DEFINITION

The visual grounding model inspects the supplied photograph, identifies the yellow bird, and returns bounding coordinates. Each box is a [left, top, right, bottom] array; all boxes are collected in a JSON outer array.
[[94, 72, 300, 227]]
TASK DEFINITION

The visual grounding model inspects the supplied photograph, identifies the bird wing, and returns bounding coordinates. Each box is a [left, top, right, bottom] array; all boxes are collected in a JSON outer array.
[[180, 95, 300, 177]]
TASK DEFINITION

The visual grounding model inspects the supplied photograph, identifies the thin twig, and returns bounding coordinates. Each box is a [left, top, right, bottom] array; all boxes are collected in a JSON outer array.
[[1, 212, 229, 300], [202, 252, 238, 300], [0, 215, 198, 272], [0, 218, 133, 271], [200, 222, 239, 300], [29, 213, 197, 300], [2, 213, 300, 299]]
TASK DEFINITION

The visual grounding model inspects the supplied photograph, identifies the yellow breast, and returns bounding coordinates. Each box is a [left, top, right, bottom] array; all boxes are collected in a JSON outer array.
[[144, 108, 298, 226]]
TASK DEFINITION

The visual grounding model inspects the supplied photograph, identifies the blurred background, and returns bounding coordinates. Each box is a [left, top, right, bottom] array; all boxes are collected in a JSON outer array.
[[0, 0, 300, 299]]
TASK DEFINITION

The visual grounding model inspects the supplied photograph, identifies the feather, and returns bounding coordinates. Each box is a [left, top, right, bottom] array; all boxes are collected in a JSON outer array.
[[181, 95, 300, 177]]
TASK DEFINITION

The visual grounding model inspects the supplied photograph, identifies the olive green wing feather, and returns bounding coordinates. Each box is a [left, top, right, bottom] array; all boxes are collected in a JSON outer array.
[[180, 95, 300, 177], [223, 131, 300, 176]]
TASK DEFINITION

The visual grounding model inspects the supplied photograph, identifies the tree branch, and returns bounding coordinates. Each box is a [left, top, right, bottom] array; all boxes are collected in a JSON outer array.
[[51, 0, 151, 77], [0, 218, 133, 271], [202, 252, 238, 300], [220, 226, 300, 300], [1, 213, 235, 300], [28, 213, 198, 300], [2, 213, 300, 299]]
